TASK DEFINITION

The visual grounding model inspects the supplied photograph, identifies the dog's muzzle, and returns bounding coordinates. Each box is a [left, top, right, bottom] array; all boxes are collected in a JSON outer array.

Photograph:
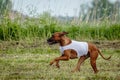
[[47, 38, 58, 45]]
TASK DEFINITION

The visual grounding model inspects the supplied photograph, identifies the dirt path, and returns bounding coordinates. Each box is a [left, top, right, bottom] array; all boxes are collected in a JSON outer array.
[[0, 40, 120, 50], [92, 40, 120, 49]]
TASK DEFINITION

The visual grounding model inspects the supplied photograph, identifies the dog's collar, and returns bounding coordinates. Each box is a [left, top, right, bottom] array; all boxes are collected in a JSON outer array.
[[60, 40, 74, 48]]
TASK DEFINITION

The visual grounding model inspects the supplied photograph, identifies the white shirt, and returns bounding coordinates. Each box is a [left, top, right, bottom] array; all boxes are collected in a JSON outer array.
[[60, 40, 88, 57]]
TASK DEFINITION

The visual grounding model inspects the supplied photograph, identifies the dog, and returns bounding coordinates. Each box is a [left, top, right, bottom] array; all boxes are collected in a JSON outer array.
[[47, 32, 111, 73]]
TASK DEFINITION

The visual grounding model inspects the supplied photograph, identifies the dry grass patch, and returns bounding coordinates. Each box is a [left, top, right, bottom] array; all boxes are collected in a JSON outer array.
[[0, 51, 119, 80]]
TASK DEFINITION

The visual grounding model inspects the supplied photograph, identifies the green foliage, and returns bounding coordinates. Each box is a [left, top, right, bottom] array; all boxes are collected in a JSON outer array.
[[81, 0, 120, 22], [90, 0, 114, 18], [0, 0, 119, 41], [0, 17, 120, 41], [0, 0, 12, 17]]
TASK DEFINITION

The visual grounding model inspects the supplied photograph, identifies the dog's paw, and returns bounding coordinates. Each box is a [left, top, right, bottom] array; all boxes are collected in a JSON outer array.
[[71, 68, 80, 73], [94, 70, 99, 74], [56, 65, 60, 68], [49, 62, 54, 65]]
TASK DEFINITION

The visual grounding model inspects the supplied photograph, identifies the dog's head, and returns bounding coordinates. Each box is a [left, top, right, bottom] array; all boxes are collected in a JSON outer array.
[[47, 32, 68, 45]]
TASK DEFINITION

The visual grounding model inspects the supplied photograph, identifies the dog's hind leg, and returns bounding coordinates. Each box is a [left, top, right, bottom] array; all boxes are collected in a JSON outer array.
[[90, 51, 99, 73], [72, 55, 88, 72]]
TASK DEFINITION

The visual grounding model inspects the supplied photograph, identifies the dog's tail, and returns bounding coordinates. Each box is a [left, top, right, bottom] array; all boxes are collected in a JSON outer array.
[[98, 49, 111, 60]]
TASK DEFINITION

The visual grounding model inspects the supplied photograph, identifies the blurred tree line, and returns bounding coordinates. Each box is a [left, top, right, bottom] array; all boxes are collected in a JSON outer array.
[[80, 0, 120, 22], [0, 0, 12, 18], [0, 0, 120, 22]]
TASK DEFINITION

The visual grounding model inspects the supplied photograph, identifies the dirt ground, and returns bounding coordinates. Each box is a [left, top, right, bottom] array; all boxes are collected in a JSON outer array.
[[92, 40, 120, 49], [0, 40, 120, 51], [0, 40, 119, 79]]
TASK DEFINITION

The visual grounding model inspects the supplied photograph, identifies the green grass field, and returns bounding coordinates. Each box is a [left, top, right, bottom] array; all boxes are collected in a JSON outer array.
[[0, 1, 120, 79], [0, 15, 120, 80], [0, 40, 120, 80]]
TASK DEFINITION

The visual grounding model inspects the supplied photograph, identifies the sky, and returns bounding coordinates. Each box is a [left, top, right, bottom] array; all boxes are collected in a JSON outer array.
[[11, 0, 118, 17]]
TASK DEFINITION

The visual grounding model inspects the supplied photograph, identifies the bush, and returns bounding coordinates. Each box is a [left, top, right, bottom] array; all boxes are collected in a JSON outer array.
[[0, 17, 120, 41]]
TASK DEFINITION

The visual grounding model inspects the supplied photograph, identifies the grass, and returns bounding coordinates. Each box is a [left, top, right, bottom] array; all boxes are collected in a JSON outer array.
[[0, 2, 120, 79], [0, 40, 120, 80], [0, 14, 120, 80], [0, 17, 120, 41], [0, 51, 120, 80]]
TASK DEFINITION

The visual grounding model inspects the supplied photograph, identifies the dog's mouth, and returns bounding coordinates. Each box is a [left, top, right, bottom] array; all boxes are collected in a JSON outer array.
[[47, 38, 58, 45]]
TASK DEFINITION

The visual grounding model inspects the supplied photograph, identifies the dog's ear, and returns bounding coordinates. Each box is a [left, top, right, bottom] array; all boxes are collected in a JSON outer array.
[[60, 31, 68, 36], [62, 31, 68, 35]]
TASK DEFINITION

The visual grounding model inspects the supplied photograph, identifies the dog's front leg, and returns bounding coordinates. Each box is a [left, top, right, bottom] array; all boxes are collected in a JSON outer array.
[[56, 55, 71, 68], [50, 55, 70, 68], [50, 51, 70, 68], [55, 60, 60, 68], [49, 57, 61, 68]]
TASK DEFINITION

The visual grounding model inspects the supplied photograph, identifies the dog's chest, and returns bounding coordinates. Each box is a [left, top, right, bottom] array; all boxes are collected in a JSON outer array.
[[60, 40, 88, 57]]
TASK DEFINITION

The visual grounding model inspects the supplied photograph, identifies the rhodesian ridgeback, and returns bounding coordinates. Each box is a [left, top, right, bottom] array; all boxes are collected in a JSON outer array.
[[47, 32, 111, 73]]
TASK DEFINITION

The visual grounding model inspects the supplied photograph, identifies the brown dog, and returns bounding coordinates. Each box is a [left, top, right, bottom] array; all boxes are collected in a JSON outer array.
[[47, 32, 111, 73]]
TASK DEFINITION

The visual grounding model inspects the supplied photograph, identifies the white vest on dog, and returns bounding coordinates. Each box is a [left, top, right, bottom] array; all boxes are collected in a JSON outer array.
[[60, 40, 88, 57]]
